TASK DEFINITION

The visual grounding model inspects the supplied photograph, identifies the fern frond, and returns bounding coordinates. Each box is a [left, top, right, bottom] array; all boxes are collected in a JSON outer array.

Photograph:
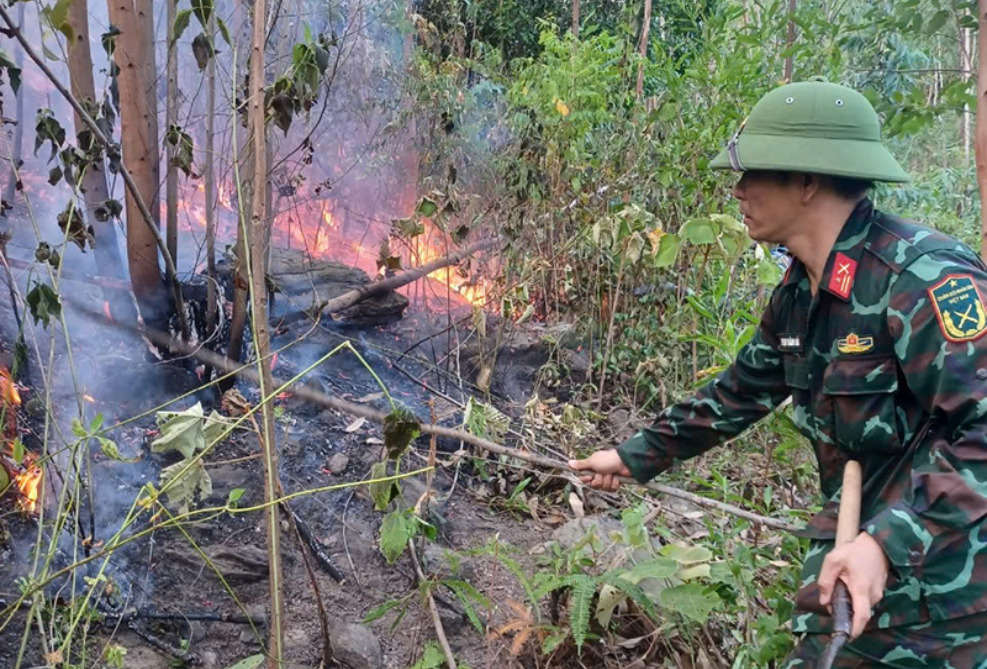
[[445, 579, 491, 633], [563, 574, 597, 651]]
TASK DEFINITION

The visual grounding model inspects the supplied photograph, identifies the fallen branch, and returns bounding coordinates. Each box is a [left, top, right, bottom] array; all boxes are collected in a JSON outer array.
[[286, 505, 346, 582], [103, 609, 265, 625], [408, 538, 457, 669], [272, 237, 500, 327], [79, 308, 800, 533], [125, 621, 198, 664], [0, 5, 190, 341]]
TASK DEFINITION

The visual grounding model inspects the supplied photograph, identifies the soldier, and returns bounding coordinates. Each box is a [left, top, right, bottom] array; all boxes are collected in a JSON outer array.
[[569, 77, 987, 666]]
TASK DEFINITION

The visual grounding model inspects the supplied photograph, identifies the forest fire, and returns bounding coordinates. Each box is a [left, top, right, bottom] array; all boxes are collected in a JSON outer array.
[[1, 366, 40, 514]]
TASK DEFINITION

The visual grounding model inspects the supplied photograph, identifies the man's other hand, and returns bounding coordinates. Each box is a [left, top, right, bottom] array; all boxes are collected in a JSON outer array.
[[817, 531, 890, 638], [568, 450, 632, 492]]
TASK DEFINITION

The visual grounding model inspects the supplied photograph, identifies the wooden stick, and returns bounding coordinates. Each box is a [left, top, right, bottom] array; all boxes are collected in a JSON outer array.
[[407, 538, 457, 669], [76, 305, 799, 533], [272, 237, 500, 327]]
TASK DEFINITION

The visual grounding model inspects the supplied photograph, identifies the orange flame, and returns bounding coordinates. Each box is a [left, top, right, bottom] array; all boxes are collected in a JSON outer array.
[[14, 461, 42, 513], [1, 367, 40, 514]]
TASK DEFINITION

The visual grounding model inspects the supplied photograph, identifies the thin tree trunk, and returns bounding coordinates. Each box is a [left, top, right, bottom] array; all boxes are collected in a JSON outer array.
[[571, 0, 579, 37], [635, 0, 652, 100], [964, 26, 973, 163], [205, 16, 218, 339], [107, 0, 164, 309], [165, 0, 178, 276], [137, 0, 161, 225], [247, 0, 283, 665], [783, 0, 797, 82], [978, 0, 987, 261], [68, 0, 134, 321], [3, 2, 24, 204]]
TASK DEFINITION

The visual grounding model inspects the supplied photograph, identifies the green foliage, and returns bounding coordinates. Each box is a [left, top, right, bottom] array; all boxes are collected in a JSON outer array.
[[166, 124, 196, 177], [26, 282, 61, 329], [408, 641, 446, 669], [383, 406, 422, 459], [151, 403, 230, 459], [379, 509, 417, 563]]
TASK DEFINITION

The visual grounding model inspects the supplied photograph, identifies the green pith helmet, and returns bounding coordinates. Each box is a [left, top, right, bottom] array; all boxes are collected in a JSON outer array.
[[710, 77, 909, 182]]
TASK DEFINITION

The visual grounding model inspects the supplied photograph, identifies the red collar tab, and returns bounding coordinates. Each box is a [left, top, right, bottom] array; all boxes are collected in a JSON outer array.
[[828, 252, 857, 300]]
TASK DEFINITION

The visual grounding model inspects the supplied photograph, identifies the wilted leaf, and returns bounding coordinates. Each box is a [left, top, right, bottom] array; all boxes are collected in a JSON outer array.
[[270, 93, 294, 135], [354, 392, 385, 404], [658, 583, 719, 623], [34, 110, 65, 162], [99, 437, 138, 463], [0, 462, 7, 491], [383, 407, 420, 459], [94, 198, 123, 222], [676, 563, 711, 580], [11, 438, 24, 465], [379, 509, 415, 563], [166, 125, 196, 177], [0, 49, 22, 94], [620, 557, 680, 584], [191, 32, 214, 70], [151, 403, 230, 459], [344, 417, 366, 432], [595, 584, 625, 629], [26, 282, 61, 329], [555, 98, 570, 117], [57, 201, 95, 251], [160, 459, 212, 512], [392, 216, 425, 239], [223, 653, 264, 669]]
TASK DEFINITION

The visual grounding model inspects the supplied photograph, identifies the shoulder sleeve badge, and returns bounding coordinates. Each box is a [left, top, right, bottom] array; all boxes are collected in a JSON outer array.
[[928, 274, 987, 343]]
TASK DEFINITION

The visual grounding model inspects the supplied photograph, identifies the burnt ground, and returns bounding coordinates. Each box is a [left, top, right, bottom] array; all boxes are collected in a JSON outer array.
[[0, 279, 603, 669]]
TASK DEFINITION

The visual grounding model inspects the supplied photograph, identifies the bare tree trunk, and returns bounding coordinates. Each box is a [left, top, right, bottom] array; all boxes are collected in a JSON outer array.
[[107, 0, 164, 308], [571, 0, 579, 37], [978, 0, 987, 261], [165, 0, 178, 275], [635, 0, 652, 100], [247, 0, 283, 665], [68, 0, 134, 321], [3, 2, 24, 205], [205, 16, 218, 339], [783, 0, 797, 82], [137, 0, 161, 225]]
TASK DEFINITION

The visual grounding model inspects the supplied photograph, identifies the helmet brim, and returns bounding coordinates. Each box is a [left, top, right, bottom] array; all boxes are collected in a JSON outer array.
[[710, 133, 909, 182]]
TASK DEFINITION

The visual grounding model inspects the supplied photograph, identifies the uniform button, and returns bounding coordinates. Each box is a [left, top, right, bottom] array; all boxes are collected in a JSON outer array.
[[977, 368, 987, 380]]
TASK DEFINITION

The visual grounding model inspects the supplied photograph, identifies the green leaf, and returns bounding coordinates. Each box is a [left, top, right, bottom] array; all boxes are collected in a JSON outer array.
[[99, 437, 137, 463], [653, 232, 682, 268], [227, 488, 245, 506], [44, 0, 75, 43], [191, 0, 213, 26], [223, 655, 265, 669], [660, 544, 713, 565], [0, 461, 7, 491], [368, 460, 399, 511], [675, 563, 711, 580], [757, 255, 783, 286], [379, 509, 415, 563], [172, 9, 193, 46], [26, 282, 61, 329], [656, 101, 677, 122], [362, 596, 409, 624], [216, 18, 232, 46], [0, 48, 22, 94], [383, 407, 420, 460], [658, 583, 719, 623], [566, 574, 596, 650], [11, 438, 25, 465], [620, 557, 679, 584], [409, 641, 446, 669], [416, 196, 439, 217], [445, 579, 491, 633], [926, 9, 949, 33], [392, 217, 425, 239], [542, 631, 569, 655], [680, 218, 717, 245]]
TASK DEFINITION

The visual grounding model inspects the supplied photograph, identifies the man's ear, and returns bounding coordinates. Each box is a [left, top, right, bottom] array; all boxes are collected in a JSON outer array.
[[800, 173, 821, 205]]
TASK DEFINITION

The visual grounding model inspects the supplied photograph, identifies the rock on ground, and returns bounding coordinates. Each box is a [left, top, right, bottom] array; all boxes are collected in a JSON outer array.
[[329, 621, 383, 669]]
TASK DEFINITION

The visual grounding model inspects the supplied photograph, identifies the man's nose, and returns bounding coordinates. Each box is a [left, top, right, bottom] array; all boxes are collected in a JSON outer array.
[[732, 177, 746, 200]]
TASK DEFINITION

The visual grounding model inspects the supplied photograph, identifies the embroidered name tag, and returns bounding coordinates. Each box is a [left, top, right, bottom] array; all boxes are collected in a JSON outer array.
[[778, 334, 802, 353]]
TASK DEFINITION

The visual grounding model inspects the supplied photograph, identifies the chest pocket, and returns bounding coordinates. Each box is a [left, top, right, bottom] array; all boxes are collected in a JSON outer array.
[[822, 357, 902, 453]]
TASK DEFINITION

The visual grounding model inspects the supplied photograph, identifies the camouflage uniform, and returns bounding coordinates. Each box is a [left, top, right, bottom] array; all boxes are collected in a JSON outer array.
[[617, 199, 987, 663]]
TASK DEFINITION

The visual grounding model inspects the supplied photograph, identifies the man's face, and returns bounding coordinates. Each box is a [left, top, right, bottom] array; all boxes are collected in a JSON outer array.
[[732, 171, 804, 244]]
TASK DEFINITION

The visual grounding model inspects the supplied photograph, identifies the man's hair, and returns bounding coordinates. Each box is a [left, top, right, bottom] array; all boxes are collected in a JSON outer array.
[[826, 175, 874, 201]]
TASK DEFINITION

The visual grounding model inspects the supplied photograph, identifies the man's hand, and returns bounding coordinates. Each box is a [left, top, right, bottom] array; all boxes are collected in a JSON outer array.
[[817, 531, 890, 638], [568, 450, 632, 492]]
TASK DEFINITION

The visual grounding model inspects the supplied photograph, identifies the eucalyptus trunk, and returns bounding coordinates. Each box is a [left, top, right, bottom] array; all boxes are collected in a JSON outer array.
[[107, 0, 164, 308], [3, 2, 24, 205], [571, 0, 579, 36], [635, 0, 651, 100], [205, 16, 218, 339]]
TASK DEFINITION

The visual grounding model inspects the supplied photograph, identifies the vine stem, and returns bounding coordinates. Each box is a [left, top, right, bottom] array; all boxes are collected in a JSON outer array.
[[0, 4, 190, 341]]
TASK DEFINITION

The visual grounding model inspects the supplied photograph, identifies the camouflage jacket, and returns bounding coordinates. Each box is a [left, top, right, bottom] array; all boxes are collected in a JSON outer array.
[[617, 199, 987, 632]]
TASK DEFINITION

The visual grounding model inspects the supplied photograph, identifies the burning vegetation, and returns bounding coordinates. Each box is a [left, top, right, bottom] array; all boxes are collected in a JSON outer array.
[[0, 366, 39, 514]]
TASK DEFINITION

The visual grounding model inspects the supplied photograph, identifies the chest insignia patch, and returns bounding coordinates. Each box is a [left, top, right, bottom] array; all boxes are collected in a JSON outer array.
[[929, 274, 987, 343], [827, 252, 857, 299], [837, 332, 874, 354]]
